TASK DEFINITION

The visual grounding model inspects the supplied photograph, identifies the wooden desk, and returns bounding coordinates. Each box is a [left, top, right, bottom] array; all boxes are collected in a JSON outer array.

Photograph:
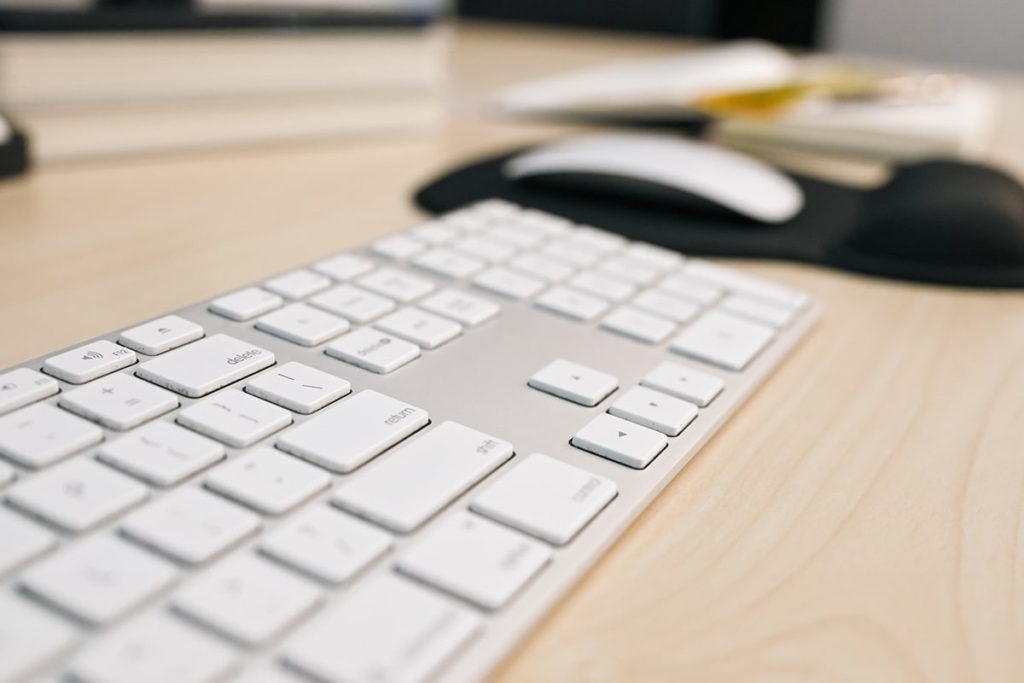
[[2, 23, 1023, 682]]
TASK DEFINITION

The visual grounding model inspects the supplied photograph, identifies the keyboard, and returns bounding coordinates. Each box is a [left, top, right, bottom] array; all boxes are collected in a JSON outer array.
[[0, 199, 819, 683]]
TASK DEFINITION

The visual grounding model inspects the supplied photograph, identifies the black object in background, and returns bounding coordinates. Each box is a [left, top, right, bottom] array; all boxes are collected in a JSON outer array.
[[414, 148, 1024, 289], [457, 0, 822, 48], [0, 0, 432, 32], [0, 114, 29, 180]]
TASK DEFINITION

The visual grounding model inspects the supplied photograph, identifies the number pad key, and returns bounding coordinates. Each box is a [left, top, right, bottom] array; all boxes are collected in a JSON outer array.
[[669, 310, 775, 371], [177, 389, 292, 448], [59, 372, 179, 430], [0, 403, 104, 468], [7, 458, 148, 532], [205, 448, 331, 516]]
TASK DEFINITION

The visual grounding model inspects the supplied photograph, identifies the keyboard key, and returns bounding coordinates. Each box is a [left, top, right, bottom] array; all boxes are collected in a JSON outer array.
[[682, 260, 810, 310], [173, 553, 321, 647], [397, 511, 550, 610], [136, 334, 275, 398], [312, 254, 375, 281], [568, 271, 636, 303], [540, 240, 602, 267], [0, 403, 103, 468], [206, 448, 330, 516], [596, 256, 660, 286], [209, 287, 283, 322], [534, 286, 609, 321], [631, 289, 701, 324], [571, 413, 668, 468], [418, 289, 500, 327], [516, 208, 572, 235], [374, 308, 463, 349], [471, 453, 617, 545], [177, 389, 292, 448], [641, 361, 725, 407], [607, 385, 698, 437], [278, 390, 428, 473], [43, 340, 137, 385], [21, 535, 177, 625], [567, 227, 627, 253], [121, 487, 260, 565], [657, 274, 723, 305], [98, 421, 225, 486], [356, 267, 435, 303], [719, 293, 796, 328], [119, 315, 204, 356], [283, 573, 480, 683], [0, 367, 59, 415], [263, 269, 331, 300], [7, 458, 148, 532], [474, 198, 523, 219], [246, 362, 350, 414], [0, 594, 79, 683], [324, 328, 421, 375], [0, 507, 56, 577], [309, 283, 395, 323], [453, 235, 517, 263], [623, 242, 683, 270], [410, 220, 461, 245], [412, 247, 485, 279], [472, 266, 546, 300], [484, 224, 546, 249], [255, 303, 350, 347], [333, 421, 513, 533], [259, 506, 392, 584], [599, 306, 676, 344], [69, 612, 239, 683], [528, 358, 617, 407], [508, 252, 574, 282], [670, 310, 775, 371], [444, 209, 492, 232], [371, 234, 427, 260], [59, 372, 179, 430]]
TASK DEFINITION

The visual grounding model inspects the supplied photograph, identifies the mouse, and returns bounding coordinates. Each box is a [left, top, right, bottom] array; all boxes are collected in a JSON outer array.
[[503, 133, 805, 224], [849, 160, 1024, 267]]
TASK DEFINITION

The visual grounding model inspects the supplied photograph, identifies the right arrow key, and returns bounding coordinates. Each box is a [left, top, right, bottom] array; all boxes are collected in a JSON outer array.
[[571, 413, 668, 469], [607, 385, 699, 437]]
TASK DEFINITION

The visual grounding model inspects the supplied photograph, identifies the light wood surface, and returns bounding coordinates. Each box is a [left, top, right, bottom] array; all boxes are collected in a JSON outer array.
[[2, 22, 1024, 682]]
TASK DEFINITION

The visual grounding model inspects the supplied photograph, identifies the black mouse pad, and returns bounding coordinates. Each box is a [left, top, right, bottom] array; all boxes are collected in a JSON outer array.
[[414, 149, 1024, 289]]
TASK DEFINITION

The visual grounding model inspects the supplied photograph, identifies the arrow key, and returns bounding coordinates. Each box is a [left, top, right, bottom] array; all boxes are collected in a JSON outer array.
[[528, 359, 617, 407], [571, 413, 668, 468], [608, 385, 698, 436]]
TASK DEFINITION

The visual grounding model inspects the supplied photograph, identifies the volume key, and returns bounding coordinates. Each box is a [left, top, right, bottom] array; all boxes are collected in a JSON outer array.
[[136, 334, 275, 398]]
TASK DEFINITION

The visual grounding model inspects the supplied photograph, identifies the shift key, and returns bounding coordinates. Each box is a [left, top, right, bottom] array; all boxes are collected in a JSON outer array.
[[136, 334, 275, 398]]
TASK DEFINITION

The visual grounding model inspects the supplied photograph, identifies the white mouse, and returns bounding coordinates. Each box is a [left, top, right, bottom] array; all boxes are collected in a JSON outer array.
[[503, 133, 804, 224]]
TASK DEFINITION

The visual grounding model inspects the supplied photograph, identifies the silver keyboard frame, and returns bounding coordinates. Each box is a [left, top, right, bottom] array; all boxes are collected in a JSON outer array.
[[0, 216, 821, 683]]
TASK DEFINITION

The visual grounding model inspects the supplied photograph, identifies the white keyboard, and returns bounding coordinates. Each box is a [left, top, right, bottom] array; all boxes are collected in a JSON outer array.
[[0, 199, 819, 683]]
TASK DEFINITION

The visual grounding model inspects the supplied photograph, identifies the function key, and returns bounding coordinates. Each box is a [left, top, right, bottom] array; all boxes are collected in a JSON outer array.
[[43, 339, 136, 384], [370, 234, 428, 261], [312, 253, 375, 281], [263, 269, 332, 301], [310, 284, 396, 324], [356, 267, 435, 303], [473, 267, 546, 301], [0, 367, 59, 415], [119, 315, 204, 356], [534, 286, 609, 322], [209, 287, 283, 322]]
